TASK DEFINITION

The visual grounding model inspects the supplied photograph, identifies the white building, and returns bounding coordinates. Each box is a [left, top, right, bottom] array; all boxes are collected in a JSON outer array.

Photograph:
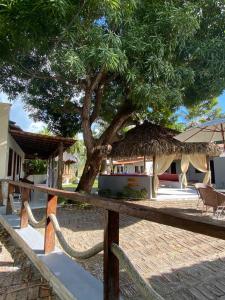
[[113, 154, 225, 188], [0, 103, 25, 180], [0, 102, 75, 186]]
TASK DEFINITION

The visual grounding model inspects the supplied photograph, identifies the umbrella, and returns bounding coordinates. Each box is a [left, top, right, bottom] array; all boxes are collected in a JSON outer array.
[[175, 118, 225, 148]]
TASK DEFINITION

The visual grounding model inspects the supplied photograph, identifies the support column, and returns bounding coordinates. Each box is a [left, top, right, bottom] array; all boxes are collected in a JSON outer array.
[[206, 155, 211, 185], [44, 194, 57, 254], [0, 183, 3, 206], [104, 210, 119, 300], [20, 187, 29, 228], [152, 155, 157, 198], [51, 157, 55, 188], [6, 184, 14, 215], [57, 142, 63, 189]]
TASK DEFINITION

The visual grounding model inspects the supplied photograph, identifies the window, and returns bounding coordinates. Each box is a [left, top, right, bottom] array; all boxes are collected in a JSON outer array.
[[135, 166, 139, 173], [170, 162, 177, 174], [13, 152, 17, 180], [7, 148, 13, 176], [140, 166, 144, 173], [16, 155, 20, 175], [210, 160, 215, 184]]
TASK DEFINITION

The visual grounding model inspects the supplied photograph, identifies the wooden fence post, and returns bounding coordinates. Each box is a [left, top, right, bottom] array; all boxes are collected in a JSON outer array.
[[104, 210, 119, 300], [0, 183, 3, 206], [6, 184, 14, 215], [20, 188, 29, 228], [44, 194, 57, 254]]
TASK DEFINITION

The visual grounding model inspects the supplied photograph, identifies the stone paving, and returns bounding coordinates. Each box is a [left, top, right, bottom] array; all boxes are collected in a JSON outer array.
[[3, 198, 225, 299], [0, 225, 58, 300], [35, 199, 225, 300]]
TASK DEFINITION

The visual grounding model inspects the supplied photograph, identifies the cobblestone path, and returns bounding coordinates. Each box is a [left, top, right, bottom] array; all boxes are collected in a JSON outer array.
[[0, 225, 58, 300], [36, 201, 225, 300]]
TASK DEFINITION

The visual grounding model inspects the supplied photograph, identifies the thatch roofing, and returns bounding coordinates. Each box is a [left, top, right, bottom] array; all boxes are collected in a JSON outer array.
[[110, 122, 221, 159]]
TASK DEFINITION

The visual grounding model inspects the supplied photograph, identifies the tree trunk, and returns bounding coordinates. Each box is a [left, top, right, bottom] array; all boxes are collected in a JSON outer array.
[[76, 150, 104, 193]]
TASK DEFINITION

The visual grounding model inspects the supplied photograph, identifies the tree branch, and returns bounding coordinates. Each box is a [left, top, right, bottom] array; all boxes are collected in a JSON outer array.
[[99, 101, 135, 145], [14, 61, 87, 88], [90, 84, 104, 124]]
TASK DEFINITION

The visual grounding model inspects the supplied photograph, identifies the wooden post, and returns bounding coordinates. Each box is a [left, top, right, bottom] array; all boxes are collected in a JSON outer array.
[[51, 157, 55, 188], [47, 158, 51, 187], [57, 142, 63, 189], [206, 155, 211, 185], [0, 183, 3, 206], [20, 187, 29, 228], [6, 184, 14, 215], [104, 210, 119, 300], [44, 194, 57, 254], [152, 155, 157, 198]]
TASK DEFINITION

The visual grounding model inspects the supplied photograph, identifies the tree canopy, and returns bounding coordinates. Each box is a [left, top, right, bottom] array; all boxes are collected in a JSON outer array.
[[184, 97, 225, 127], [0, 0, 225, 191]]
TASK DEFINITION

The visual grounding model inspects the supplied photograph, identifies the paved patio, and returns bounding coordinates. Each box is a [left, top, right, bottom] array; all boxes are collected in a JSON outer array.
[[0, 224, 58, 300], [34, 199, 225, 299]]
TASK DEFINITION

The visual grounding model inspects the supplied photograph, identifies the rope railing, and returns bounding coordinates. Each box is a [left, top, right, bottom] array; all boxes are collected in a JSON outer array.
[[49, 213, 104, 260], [22, 199, 163, 298], [9, 194, 19, 214], [111, 243, 164, 300], [24, 201, 46, 228], [3, 180, 169, 300]]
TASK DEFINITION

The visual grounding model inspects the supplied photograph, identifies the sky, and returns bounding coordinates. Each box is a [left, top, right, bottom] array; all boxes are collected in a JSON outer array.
[[0, 91, 225, 133]]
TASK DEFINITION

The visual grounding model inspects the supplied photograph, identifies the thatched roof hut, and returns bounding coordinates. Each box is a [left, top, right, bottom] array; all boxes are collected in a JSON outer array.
[[110, 122, 221, 159]]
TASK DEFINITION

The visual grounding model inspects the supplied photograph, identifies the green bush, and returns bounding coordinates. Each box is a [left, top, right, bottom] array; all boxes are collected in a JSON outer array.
[[117, 186, 147, 200], [23, 159, 47, 176]]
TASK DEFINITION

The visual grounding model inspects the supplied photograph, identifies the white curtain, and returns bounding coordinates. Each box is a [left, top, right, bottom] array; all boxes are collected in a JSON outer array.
[[153, 154, 176, 196], [181, 155, 190, 188], [189, 153, 211, 184]]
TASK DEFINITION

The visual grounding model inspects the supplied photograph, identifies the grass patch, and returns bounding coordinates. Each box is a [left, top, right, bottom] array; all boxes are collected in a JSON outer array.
[[63, 179, 98, 189]]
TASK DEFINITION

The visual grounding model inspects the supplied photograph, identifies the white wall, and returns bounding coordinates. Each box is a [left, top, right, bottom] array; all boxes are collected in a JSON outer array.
[[187, 165, 205, 182], [27, 174, 47, 184], [0, 102, 25, 180], [7, 133, 25, 180], [213, 157, 225, 188], [0, 103, 11, 179], [114, 160, 153, 175]]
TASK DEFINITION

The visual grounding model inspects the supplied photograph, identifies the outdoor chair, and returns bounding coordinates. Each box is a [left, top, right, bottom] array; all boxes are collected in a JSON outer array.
[[195, 183, 225, 218], [195, 183, 211, 208]]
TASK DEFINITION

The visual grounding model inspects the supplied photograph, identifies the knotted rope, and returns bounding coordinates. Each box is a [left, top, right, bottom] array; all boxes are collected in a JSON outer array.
[[23, 201, 163, 299], [24, 201, 46, 228], [49, 213, 104, 260], [111, 243, 164, 300]]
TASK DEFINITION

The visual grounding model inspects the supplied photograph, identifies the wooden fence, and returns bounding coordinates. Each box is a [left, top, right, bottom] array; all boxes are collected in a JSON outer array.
[[2, 179, 225, 300]]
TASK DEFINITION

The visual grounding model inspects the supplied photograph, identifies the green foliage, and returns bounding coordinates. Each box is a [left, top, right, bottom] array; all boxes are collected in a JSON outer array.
[[117, 186, 147, 200], [99, 186, 147, 199], [0, 1, 224, 132], [184, 98, 225, 126], [23, 159, 47, 176], [0, 0, 225, 190]]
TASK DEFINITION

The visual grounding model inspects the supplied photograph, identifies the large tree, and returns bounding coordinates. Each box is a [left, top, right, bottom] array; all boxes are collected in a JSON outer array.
[[0, 0, 225, 192]]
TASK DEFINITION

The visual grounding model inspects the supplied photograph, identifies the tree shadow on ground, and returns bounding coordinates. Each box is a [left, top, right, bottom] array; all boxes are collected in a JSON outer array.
[[148, 256, 225, 300]]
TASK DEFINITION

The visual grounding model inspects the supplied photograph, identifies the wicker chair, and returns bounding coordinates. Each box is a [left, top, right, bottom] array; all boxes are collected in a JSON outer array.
[[195, 183, 225, 218]]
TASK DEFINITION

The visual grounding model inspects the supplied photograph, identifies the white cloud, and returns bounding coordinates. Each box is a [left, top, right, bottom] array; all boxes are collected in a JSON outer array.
[[27, 121, 46, 133]]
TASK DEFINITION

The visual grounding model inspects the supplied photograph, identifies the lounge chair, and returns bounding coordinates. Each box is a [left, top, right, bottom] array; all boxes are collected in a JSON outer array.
[[195, 183, 225, 218]]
